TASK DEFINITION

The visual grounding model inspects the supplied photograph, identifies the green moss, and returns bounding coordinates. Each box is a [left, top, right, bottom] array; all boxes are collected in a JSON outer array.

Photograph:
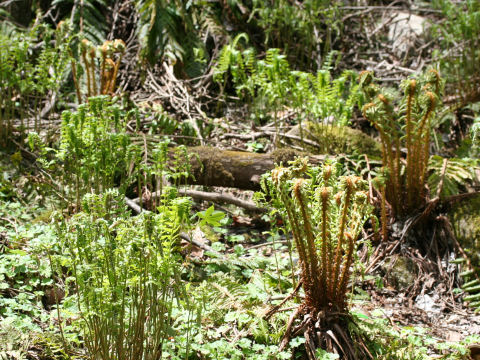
[[199, 224, 221, 243], [32, 209, 54, 224], [287, 122, 382, 157], [271, 148, 307, 165], [384, 255, 417, 290], [190, 146, 236, 187], [449, 194, 480, 254]]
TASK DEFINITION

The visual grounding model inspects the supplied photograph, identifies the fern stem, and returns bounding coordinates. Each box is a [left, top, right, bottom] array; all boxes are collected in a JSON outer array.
[[405, 80, 415, 210], [336, 232, 354, 308], [320, 187, 330, 305], [331, 178, 354, 300], [394, 135, 402, 213], [81, 48, 92, 98], [294, 180, 320, 303], [100, 47, 107, 94], [283, 193, 312, 291], [414, 92, 435, 208], [71, 59, 83, 104], [110, 55, 123, 94], [89, 49, 97, 96], [381, 184, 387, 241]]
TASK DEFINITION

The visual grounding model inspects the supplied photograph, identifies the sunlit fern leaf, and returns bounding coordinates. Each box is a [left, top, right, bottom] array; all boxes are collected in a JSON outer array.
[[427, 155, 478, 198], [81, 0, 109, 43], [137, 1, 182, 62], [199, 274, 250, 314], [452, 256, 480, 312], [201, 15, 224, 38], [213, 33, 250, 83]]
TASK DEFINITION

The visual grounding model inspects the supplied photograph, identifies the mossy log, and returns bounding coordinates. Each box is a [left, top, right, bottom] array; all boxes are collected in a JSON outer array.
[[287, 122, 382, 158], [181, 147, 327, 190]]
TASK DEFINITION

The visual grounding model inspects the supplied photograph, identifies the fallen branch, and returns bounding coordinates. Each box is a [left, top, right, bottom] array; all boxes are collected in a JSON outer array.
[[125, 197, 143, 214], [179, 231, 219, 255], [131, 188, 263, 212], [180, 189, 263, 211], [221, 131, 322, 149]]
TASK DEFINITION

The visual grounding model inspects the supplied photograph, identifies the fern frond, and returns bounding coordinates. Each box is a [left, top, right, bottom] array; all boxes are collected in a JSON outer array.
[[428, 156, 478, 198]]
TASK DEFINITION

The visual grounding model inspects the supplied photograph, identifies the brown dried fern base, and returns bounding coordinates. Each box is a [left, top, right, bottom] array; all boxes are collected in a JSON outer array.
[[280, 306, 373, 360]]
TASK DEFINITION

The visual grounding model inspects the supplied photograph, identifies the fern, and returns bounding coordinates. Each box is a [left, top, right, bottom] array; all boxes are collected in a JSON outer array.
[[262, 158, 372, 312], [452, 255, 480, 312], [51, 0, 110, 44], [428, 156, 478, 198], [136, 0, 210, 78], [250, 0, 342, 70], [0, 22, 72, 145], [430, 0, 480, 107], [359, 69, 444, 218], [213, 33, 251, 88], [55, 190, 190, 359], [30, 96, 142, 209], [214, 42, 360, 134], [260, 158, 373, 357]]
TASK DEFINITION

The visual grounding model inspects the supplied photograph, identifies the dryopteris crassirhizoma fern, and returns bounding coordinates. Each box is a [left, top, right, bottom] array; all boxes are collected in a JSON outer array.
[[29, 96, 141, 210], [267, 158, 371, 312], [214, 36, 360, 148], [359, 69, 443, 218], [262, 158, 373, 358], [73, 38, 126, 103]]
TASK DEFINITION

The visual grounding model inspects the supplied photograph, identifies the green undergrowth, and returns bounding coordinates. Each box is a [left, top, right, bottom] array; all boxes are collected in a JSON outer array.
[[1, 0, 480, 358], [1, 208, 478, 358], [353, 309, 479, 359], [1, 149, 478, 359]]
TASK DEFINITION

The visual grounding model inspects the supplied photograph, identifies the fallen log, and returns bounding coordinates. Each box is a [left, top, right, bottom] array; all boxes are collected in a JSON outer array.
[[132, 189, 264, 212], [183, 147, 328, 190]]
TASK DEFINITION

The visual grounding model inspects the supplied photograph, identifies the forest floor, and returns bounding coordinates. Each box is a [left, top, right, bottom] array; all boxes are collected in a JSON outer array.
[[2, 1, 480, 359]]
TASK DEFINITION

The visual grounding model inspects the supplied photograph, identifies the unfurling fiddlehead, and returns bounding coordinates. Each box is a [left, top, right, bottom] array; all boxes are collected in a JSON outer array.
[[76, 38, 126, 103]]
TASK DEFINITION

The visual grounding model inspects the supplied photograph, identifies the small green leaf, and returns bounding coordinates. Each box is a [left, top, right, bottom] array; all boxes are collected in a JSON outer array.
[[196, 206, 225, 227]]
